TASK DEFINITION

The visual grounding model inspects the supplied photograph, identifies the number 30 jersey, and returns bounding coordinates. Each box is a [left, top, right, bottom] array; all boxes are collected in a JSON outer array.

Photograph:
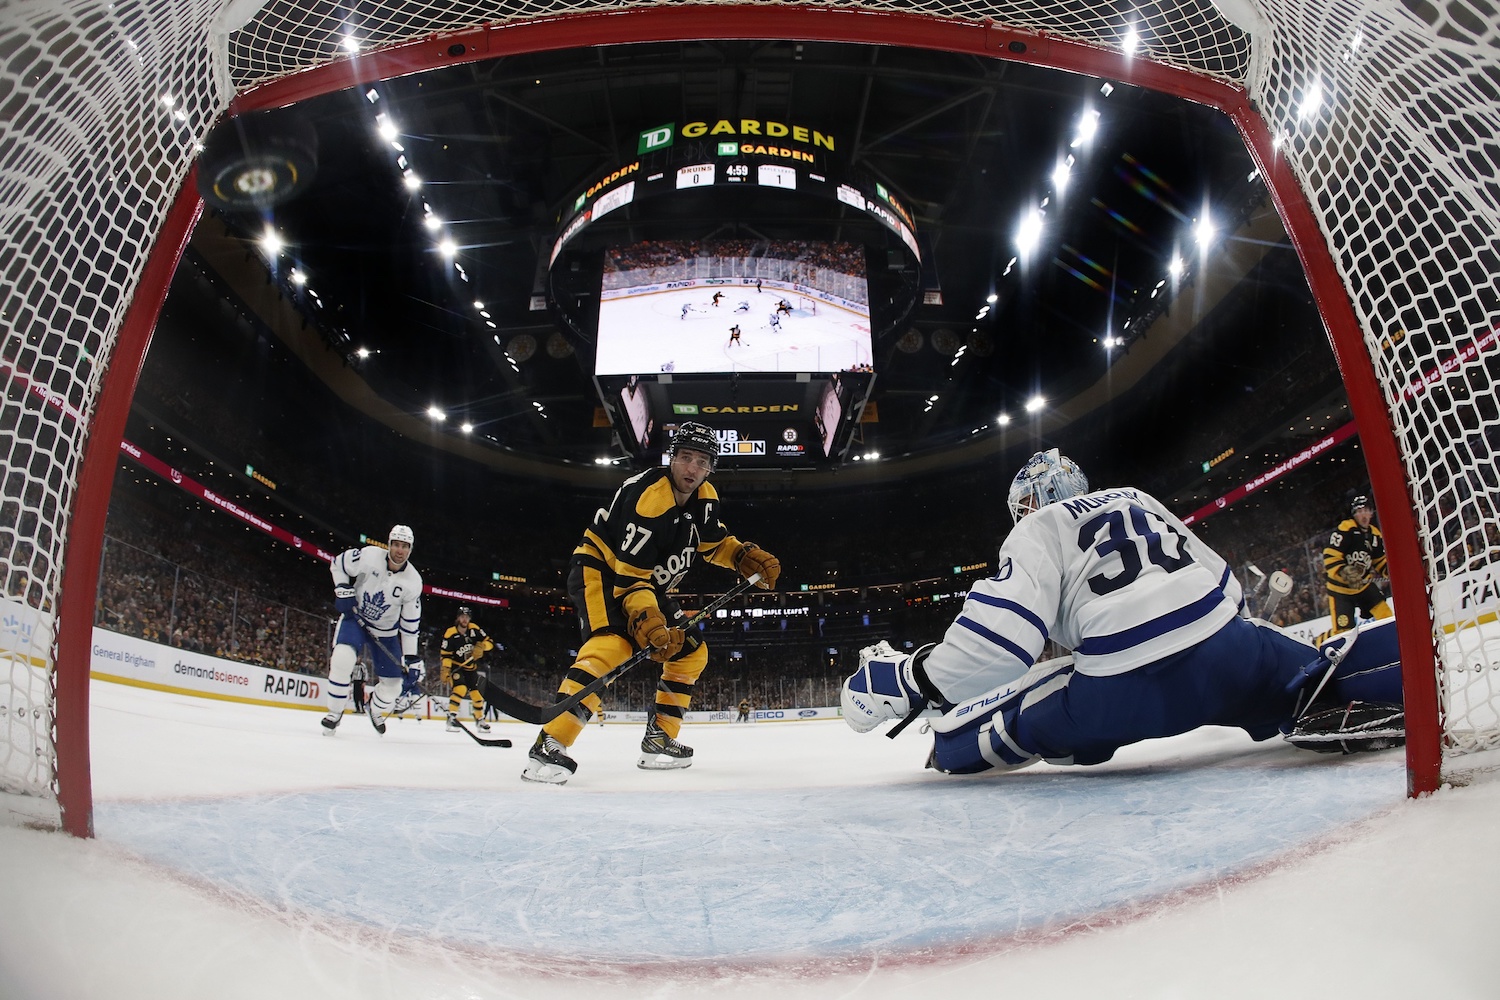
[[923, 488, 1243, 701]]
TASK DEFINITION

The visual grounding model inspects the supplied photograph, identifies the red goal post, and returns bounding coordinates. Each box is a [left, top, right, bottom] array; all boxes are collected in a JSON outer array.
[[4, 0, 1492, 836]]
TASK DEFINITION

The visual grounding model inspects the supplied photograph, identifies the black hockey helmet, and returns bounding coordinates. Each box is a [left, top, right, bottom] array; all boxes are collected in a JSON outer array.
[[1350, 495, 1374, 516], [456, 606, 472, 618], [671, 421, 719, 469]]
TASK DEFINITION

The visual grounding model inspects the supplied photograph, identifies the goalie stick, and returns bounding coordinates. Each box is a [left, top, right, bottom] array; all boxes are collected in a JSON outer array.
[[481, 574, 762, 726], [1260, 570, 1293, 619]]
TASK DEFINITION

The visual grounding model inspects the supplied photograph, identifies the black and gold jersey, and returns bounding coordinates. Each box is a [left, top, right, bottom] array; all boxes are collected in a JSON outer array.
[[574, 467, 743, 618], [1324, 518, 1387, 596], [441, 622, 494, 668]]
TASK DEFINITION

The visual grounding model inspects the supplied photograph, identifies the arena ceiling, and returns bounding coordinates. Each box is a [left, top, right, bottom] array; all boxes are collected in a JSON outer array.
[[182, 37, 1334, 494]]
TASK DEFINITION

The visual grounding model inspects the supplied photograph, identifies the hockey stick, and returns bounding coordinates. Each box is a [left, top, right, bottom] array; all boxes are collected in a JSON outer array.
[[482, 574, 762, 726], [450, 717, 512, 748]]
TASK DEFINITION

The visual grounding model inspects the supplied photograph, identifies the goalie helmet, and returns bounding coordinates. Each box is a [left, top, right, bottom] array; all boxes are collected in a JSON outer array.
[[671, 421, 719, 469], [1007, 448, 1090, 523], [388, 524, 415, 546]]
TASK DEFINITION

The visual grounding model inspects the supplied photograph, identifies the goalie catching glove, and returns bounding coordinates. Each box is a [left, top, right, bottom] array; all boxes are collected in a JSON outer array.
[[733, 542, 781, 590], [842, 641, 935, 733], [629, 604, 686, 662]]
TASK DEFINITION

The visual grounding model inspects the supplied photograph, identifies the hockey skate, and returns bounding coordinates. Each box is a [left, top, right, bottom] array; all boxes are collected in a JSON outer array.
[[637, 716, 693, 770], [446, 712, 461, 732], [320, 713, 341, 736], [365, 698, 387, 736], [521, 733, 577, 784], [474, 718, 491, 733]]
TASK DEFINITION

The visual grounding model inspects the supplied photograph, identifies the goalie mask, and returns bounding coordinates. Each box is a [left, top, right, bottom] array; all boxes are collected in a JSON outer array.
[[671, 421, 719, 470], [1007, 449, 1090, 523]]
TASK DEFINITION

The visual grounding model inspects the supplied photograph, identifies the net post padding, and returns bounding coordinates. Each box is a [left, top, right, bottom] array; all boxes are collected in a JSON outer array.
[[219, 7, 1441, 790], [51, 174, 205, 839]]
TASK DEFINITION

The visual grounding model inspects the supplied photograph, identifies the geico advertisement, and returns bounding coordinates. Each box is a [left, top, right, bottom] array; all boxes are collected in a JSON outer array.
[[90, 628, 323, 707]]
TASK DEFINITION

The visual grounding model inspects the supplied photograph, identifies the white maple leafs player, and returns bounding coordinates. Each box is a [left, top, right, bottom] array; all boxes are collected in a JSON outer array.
[[321, 524, 424, 736], [842, 449, 1406, 770]]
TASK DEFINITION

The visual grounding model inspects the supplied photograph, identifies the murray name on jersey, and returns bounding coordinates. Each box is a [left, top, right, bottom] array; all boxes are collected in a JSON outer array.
[[331, 544, 423, 644], [923, 488, 1243, 701]]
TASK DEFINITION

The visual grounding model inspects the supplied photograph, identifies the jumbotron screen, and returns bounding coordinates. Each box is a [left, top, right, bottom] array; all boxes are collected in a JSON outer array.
[[594, 239, 873, 376]]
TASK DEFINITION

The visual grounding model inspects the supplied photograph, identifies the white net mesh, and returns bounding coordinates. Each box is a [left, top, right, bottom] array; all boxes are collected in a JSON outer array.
[[2, 0, 1497, 822]]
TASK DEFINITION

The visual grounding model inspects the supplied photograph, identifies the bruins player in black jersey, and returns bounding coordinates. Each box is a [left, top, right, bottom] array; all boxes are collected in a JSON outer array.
[[522, 422, 780, 784], [1320, 494, 1391, 641], [441, 606, 495, 732]]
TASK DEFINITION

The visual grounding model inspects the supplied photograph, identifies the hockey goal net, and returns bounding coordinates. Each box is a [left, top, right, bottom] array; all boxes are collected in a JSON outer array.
[[3, 0, 1497, 833], [796, 295, 820, 316]]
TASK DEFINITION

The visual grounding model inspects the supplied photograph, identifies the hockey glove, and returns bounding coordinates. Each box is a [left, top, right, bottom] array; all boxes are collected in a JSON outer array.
[[734, 542, 781, 590], [403, 655, 425, 682], [1341, 550, 1373, 588], [334, 586, 357, 618], [842, 641, 933, 734], [628, 605, 685, 662]]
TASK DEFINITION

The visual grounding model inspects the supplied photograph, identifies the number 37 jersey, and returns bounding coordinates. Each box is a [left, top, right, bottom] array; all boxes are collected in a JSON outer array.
[[923, 488, 1243, 700]]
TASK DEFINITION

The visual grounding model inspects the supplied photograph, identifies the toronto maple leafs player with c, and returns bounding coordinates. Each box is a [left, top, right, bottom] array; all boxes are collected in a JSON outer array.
[[321, 524, 424, 736], [842, 449, 1405, 771]]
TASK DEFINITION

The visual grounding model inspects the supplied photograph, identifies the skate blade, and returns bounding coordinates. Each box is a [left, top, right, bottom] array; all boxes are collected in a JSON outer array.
[[520, 766, 571, 785], [637, 754, 693, 770]]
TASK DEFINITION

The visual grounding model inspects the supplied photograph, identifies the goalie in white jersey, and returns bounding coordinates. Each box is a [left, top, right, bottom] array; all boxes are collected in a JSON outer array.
[[320, 524, 424, 737], [842, 450, 1405, 771]]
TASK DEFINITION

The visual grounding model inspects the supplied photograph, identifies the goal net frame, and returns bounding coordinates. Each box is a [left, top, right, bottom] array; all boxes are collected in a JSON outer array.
[[5, 0, 1491, 836]]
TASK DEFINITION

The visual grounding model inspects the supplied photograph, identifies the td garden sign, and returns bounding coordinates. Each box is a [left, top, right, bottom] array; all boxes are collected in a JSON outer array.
[[638, 120, 837, 156]]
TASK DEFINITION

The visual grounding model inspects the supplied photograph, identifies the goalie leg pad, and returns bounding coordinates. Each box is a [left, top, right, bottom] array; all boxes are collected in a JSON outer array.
[[927, 659, 1074, 773], [1286, 701, 1405, 754]]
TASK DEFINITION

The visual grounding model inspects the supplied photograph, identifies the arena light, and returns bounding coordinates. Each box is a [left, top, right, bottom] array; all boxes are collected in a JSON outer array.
[[259, 228, 283, 258], [355, 347, 371, 359], [1025, 395, 1046, 413], [438, 238, 457, 258], [1015, 208, 1043, 256], [402, 172, 421, 191], [423, 214, 442, 231], [426, 405, 446, 421], [289, 269, 307, 286], [1121, 27, 1140, 57], [375, 114, 397, 142], [996, 413, 1011, 426], [1052, 156, 1073, 193], [460, 422, 473, 434], [1168, 254, 1185, 278], [1194, 215, 1216, 251]]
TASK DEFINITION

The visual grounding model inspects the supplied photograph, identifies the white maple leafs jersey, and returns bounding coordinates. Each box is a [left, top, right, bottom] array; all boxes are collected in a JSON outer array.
[[923, 487, 1243, 703], [331, 545, 423, 657]]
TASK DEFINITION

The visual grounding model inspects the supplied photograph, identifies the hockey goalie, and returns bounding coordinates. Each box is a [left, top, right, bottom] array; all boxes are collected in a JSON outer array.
[[841, 449, 1404, 773]]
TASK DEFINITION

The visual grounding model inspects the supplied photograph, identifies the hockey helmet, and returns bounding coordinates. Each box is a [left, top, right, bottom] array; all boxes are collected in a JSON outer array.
[[1007, 448, 1090, 523], [456, 606, 472, 618], [1350, 495, 1374, 516], [671, 421, 719, 469], [388, 524, 415, 547]]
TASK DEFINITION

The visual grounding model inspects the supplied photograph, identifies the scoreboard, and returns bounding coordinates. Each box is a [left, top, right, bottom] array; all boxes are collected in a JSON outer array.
[[549, 119, 921, 268]]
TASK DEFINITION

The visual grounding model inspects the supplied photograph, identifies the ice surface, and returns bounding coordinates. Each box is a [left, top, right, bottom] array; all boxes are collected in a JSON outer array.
[[2, 679, 1498, 1000]]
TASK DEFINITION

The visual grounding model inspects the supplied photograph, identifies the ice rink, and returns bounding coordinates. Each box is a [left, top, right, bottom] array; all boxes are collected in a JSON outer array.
[[2, 678, 1498, 1000], [594, 285, 872, 374]]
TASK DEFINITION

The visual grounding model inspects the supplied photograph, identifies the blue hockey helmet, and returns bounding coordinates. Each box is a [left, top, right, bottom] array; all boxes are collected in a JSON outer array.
[[1007, 449, 1090, 523]]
